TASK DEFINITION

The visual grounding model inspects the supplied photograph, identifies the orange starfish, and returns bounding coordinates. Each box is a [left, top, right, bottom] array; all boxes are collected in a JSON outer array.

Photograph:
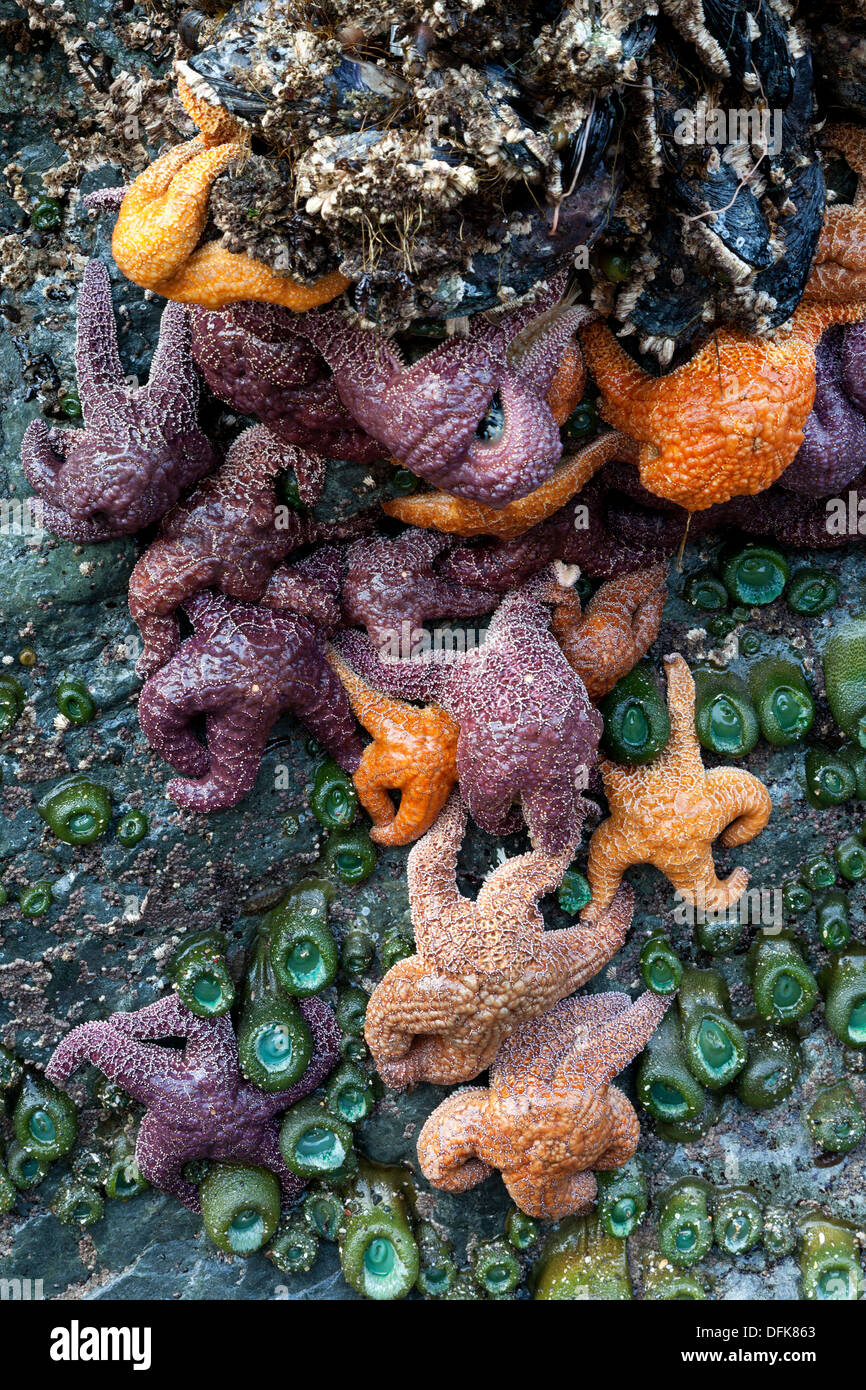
[[417, 990, 670, 1219], [580, 305, 866, 510], [550, 563, 668, 701], [327, 648, 459, 847], [546, 339, 586, 425], [382, 431, 637, 538], [363, 793, 634, 1087], [582, 654, 771, 922], [111, 78, 349, 310], [806, 125, 866, 304]]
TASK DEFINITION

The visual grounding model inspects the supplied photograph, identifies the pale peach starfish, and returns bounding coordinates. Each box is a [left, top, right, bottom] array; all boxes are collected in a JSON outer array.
[[417, 989, 670, 1219], [582, 654, 771, 921], [364, 793, 633, 1088]]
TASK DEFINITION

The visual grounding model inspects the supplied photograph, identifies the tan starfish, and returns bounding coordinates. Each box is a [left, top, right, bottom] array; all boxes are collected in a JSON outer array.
[[550, 563, 668, 701], [363, 793, 634, 1088], [806, 125, 866, 304], [582, 654, 771, 921], [417, 989, 671, 1219]]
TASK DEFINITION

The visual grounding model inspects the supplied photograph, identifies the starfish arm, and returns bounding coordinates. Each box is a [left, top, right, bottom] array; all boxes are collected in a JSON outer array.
[[477, 840, 575, 941], [583, 818, 638, 921], [20, 420, 65, 500], [502, 1166, 597, 1221], [537, 883, 633, 986], [106, 994, 208, 1040], [112, 139, 243, 291], [706, 767, 772, 848], [667, 855, 750, 914], [135, 1113, 202, 1212], [564, 989, 672, 1088], [327, 647, 406, 740], [137, 659, 212, 779], [143, 299, 200, 434], [259, 998, 340, 1117], [579, 321, 653, 426], [364, 959, 476, 1067], [416, 1088, 494, 1192], [592, 1085, 640, 1169], [660, 653, 704, 768], [170, 704, 271, 810], [45, 1019, 183, 1108], [405, 794, 470, 950], [334, 630, 447, 703], [351, 747, 400, 834], [151, 244, 350, 312], [74, 260, 129, 421]]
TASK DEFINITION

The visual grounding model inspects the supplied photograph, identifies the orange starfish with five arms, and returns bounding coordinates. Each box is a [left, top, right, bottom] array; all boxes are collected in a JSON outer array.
[[582, 654, 771, 922], [111, 76, 349, 310], [417, 989, 671, 1219], [805, 125, 866, 304], [382, 430, 637, 538], [580, 304, 866, 511], [550, 562, 668, 701], [363, 793, 634, 1088], [327, 648, 459, 847]]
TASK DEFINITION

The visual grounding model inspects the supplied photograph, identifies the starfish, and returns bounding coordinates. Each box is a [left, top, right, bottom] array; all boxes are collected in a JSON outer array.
[[336, 571, 603, 855], [111, 80, 349, 310], [137, 590, 362, 812], [127, 425, 370, 678], [381, 431, 636, 540], [46, 993, 339, 1211], [550, 564, 669, 701], [416, 989, 670, 1219], [580, 302, 866, 511], [806, 125, 866, 304], [581, 654, 771, 922], [340, 528, 496, 649], [259, 547, 344, 634], [364, 793, 634, 1087], [327, 648, 459, 847], [780, 324, 866, 494], [189, 300, 383, 504], [21, 260, 216, 540], [297, 281, 595, 506]]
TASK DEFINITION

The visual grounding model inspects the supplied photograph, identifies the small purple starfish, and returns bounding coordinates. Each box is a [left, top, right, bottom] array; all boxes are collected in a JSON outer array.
[[22, 260, 216, 539], [337, 569, 602, 855], [138, 589, 363, 812], [46, 993, 339, 1211], [189, 300, 383, 504], [298, 278, 594, 506]]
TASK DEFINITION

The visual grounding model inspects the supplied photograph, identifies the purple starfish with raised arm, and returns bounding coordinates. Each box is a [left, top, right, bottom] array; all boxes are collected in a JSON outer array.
[[22, 260, 216, 539], [46, 993, 339, 1210], [337, 568, 602, 855], [138, 589, 362, 812]]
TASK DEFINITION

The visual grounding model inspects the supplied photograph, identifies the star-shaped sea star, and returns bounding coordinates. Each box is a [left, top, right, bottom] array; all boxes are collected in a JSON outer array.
[[327, 648, 459, 847], [45, 992, 339, 1210], [416, 989, 670, 1219], [336, 571, 603, 855], [21, 260, 216, 540], [111, 79, 349, 310], [138, 590, 362, 812], [364, 793, 634, 1087], [189, 299, 383, 504], [806, 125, 866, 304], [128, 425, 370, 678], [580, 303, 866, 510], [381, 431, 636, 539], [297, 281, 595, 506], [550, 563, 668, 701], [582, 654, 771, 922]]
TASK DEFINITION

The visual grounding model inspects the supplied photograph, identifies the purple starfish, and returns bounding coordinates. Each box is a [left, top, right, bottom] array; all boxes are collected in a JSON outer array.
[[298, 279, 594, 506], [189, 301, 383, 504], [781, 324, 866, 495], [22, 260, 216, 539], [128, 425, 373, 679], [337, 569, 602, 855], [138, 590, 362, 812], [339, 528, 498, 649], [46, 993, 338, 1211]]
